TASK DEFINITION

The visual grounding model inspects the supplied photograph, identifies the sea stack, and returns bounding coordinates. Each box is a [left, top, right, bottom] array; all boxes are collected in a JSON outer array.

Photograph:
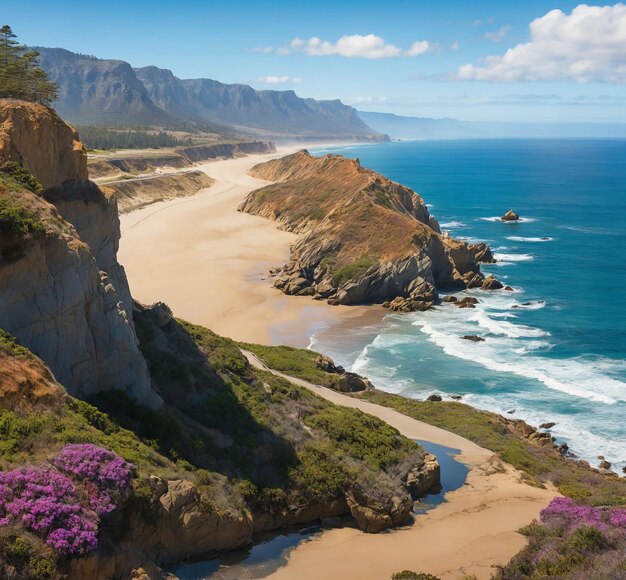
[[501, 209, 520, 221]]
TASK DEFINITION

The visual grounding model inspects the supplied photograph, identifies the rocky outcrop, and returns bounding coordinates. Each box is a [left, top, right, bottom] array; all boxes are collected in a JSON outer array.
[[405, 453, 442, 497], [462, 335, 485, 342], [0, 99, 87, 190], [314, 354, 373, 392], [241, 151, 498, 312], [501, 210, 520, 221], [0, 101, 158, 407]]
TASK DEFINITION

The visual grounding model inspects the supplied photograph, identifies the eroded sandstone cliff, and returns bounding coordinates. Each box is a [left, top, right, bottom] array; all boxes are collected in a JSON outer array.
[[240, 150, 497, 310], [0, 100, 158, 406]]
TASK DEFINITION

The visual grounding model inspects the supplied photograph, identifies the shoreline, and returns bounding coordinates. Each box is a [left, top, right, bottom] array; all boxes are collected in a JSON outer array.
[[243, 351, 556, 580]]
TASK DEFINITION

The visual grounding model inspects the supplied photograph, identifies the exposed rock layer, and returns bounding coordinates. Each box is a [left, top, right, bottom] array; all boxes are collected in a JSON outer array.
[[0, 101, 158, 406], [103, 171, 214, 213]]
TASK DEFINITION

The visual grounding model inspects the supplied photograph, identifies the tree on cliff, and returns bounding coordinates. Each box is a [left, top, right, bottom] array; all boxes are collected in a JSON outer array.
[[0, 25, 57, 105]]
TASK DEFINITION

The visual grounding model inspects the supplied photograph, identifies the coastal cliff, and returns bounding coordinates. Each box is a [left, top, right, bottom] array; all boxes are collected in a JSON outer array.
[[0, 100, 157, 406], [0, 101, 439, 577], [240, 150, 496, 310]]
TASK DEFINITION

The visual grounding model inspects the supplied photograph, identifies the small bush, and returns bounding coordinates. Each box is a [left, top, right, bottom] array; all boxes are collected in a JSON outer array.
[[0, 197, 45, 238], [0, 162, 44, 195], [332, 256, 375, 286], [392, 572, 441, 580], [0, 329, 32, 359]]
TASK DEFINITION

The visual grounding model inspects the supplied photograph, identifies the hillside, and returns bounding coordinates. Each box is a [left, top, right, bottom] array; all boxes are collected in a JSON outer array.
[[0, 100, 438, 577], [35, 48, 386, 141], [240, 150, 498, 311]]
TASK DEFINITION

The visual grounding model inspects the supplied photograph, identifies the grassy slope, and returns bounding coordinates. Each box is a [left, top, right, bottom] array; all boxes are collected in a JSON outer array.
[[247, 342, 626, 579], [245, 341, 626, 506], [0, 313, 426, 577]]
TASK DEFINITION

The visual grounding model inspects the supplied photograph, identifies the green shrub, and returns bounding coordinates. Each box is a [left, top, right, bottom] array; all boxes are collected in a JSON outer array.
[[0, 162, 44, 195], [391, 572, 441, 580], [0, 329, 32, 359], [332, 256, 375, 286], [0, 197, 45, 238]]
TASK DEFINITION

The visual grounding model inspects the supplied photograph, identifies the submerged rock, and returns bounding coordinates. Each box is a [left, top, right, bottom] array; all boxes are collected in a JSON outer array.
[[540, 422, 557, 429], [462, 335, 485, 342], [426, 394, 442, 402]]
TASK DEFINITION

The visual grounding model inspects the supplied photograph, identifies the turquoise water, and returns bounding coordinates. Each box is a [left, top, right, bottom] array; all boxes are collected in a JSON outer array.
[[310, 140, 626, 473]]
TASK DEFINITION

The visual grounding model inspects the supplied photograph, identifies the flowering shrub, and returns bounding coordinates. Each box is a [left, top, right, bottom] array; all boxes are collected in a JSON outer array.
[[53, 443, 134, 515], [0, 468, 97, 555], [541, 497, 626, 532], [0, 444, 135, 556]]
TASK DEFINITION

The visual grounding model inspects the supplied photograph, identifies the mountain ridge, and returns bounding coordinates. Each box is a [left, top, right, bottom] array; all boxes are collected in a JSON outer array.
[[34, 47, 386, 141]]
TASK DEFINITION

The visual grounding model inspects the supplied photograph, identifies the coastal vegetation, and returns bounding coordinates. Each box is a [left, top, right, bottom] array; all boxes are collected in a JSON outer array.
[[0, 26, 57, 105], [77, 125, 192, 151], [248, 343, 626, 578], [0, 306, 436, 575]]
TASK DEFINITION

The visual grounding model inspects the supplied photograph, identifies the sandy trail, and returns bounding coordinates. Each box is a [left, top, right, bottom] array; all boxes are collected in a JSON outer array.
[[243, 350, 556, 580], [118, 148, 380, 345]]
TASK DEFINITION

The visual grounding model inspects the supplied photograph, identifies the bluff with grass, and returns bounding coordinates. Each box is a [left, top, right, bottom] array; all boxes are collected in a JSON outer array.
[[240, 150, 497, 311]]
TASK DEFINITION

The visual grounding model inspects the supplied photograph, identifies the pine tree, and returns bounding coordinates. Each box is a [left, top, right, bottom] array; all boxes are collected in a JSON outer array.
[[0, 25, 57, 105]]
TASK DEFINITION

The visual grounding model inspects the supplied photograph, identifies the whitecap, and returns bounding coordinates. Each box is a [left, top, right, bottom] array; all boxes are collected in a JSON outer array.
[[469, 312, 549, 338], [411, 317, 624, 405], [494, 253, 534, 262], [440, 220, 466, 229], [507, 236, 553, 243]]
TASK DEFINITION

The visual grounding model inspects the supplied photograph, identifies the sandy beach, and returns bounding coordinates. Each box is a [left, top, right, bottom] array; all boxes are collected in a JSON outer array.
[[242, 351, 556, 580], [119, 147, 382, 346], [118, 148, 556, 580]]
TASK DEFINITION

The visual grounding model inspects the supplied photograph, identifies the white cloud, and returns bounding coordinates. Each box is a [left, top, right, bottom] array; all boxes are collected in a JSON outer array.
[[405, 40, 431, 56], [450, 41, 460, 51], [258, 75, 302, 84], [484, 25, 511, 43], [458, 3, 626, 83], [256, 34, 431, 59]]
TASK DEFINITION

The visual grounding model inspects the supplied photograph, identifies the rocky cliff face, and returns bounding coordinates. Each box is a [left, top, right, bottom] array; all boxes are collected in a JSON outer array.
[[34, 47, 387, 140], [241, 150, 497, 310], [0, 100, 158, 406]]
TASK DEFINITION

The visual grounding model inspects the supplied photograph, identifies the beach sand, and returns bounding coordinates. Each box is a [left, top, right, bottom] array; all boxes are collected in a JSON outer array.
[[119, 147, 382, 346], [118, 148, 556, 579], [243, 351, 557, 580]]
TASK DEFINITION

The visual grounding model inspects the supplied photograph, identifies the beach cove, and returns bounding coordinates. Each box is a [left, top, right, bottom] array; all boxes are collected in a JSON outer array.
[[118, 146, 558, 579]]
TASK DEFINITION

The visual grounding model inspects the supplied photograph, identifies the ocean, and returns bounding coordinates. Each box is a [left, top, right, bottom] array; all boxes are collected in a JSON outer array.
[[309, 139, 626, 474]]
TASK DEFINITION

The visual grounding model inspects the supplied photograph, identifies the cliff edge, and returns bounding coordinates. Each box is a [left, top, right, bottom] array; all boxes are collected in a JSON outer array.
[[0, 100, 158, 406]]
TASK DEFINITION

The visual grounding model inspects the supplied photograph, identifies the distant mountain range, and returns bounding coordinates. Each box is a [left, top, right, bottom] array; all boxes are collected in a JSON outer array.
[[35, 47, 385, 141], [358, 111, 626, 140]]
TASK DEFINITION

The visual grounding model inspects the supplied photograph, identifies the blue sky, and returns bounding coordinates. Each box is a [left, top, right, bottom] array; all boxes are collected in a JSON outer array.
[[5, 0, 626, 122]]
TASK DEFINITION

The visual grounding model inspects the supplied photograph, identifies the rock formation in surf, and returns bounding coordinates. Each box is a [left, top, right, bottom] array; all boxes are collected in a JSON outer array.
[[239, 150, 498, 311]]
